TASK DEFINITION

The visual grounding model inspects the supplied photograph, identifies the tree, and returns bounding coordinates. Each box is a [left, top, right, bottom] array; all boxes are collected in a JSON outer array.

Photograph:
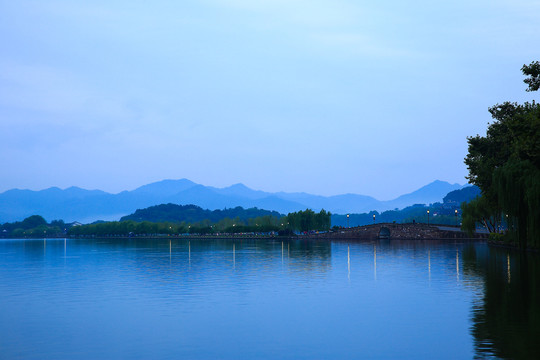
[[286, 209, 331, 232], [522, 61, 540, 92], [463, 61, 540, 247], [461, 196, 500, 236], [21, 215, 47, 229], [494, 157, 540, 247]]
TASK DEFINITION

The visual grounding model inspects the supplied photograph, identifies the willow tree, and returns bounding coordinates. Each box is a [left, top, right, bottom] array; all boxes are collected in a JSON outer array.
[[286, 209, 331, 232], [464, 61, 540, 247], [494, 158, 540, 247], [461, 196, 500, 236]]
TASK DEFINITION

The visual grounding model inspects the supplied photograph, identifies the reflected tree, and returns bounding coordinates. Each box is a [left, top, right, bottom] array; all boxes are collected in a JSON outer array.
[[462, 245, 540, 359]]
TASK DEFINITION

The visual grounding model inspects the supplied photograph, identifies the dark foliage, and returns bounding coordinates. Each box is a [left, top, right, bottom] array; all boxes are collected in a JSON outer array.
[[286, 209, 331, 232], [463, 61, 540, 247], [0, 215, 67, 238], [522, 61, 540, 92], [120, 203, 283, 223], [331, 202, 464, 227]]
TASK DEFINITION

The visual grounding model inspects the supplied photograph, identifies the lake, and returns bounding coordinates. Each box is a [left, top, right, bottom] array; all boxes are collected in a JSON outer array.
[[0, 238, 538, 359]]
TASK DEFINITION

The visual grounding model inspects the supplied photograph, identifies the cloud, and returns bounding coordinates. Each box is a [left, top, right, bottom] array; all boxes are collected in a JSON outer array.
[[312, 32, 425, 59], [211, 0, 359, 27], [206, 0, 428, 60], [0, 61, 92, 118], [0, 59, 154, 133]]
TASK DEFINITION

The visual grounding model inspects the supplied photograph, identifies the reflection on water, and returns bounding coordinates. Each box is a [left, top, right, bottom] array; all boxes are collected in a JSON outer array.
[[374, 243, 377, 280], [0, 238, 538, 359], [507, 253, 511, 284], [347, 245, 350, 280], [428, 249, 431, 283], [462, 244, 540, 359], [457, 248, 460, 282]]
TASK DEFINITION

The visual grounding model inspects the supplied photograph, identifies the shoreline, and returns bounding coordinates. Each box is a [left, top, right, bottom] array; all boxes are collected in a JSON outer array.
[[487, 240, 540, 253]]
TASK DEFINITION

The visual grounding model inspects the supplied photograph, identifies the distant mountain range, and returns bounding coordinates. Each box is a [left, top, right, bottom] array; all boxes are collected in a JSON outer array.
[[0, 179, 467, 223]]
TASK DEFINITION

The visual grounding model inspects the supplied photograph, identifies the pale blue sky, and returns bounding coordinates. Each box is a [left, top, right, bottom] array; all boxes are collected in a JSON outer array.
[[1, 0, 538, 199]]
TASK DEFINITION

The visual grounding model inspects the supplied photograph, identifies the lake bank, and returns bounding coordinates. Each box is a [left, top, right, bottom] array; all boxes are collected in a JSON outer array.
[[6, 222, 487, 241]]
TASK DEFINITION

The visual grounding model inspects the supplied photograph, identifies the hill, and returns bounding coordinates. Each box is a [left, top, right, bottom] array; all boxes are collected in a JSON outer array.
[[120, 204, 283, 223], [331, 185, 480, 227], [443, 185, 481, 204]]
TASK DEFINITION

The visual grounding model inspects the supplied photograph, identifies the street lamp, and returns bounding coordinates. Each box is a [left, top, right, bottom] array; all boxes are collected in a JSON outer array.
[[427, 210, 430, 225], [373, 214, 376, 224], [347, 214, 350, 228], [455, 209, 458, 226]]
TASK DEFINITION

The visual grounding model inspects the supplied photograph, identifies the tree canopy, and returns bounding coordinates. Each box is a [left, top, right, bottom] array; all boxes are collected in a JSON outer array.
[[463, 61, 540, 248], [286, 209, 331, 232], [522, 61, 540, 92], [120, 203, 283, 223], [0, 215, 66, 238]]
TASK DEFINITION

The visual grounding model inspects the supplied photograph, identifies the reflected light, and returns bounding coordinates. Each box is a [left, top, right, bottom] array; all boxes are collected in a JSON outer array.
[[347, 245, 350, 280], [374, 244, 377, 281], [507, 253, 511, 284], [428, 249, 431, 284], [456, 249, 460, 282]]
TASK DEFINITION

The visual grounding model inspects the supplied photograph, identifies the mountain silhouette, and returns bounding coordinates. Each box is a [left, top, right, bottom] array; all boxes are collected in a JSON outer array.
[[0, 179, 465, 223]]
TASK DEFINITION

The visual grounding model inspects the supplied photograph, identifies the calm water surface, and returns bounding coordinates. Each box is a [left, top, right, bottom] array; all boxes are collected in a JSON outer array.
[[0, 238, 538, 359]]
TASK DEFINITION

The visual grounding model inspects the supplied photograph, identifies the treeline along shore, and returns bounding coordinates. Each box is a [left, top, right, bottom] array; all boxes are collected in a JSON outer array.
[[1, 186, 481, 240], [0, 209, 331, 238], [1, 213, 486, 241]]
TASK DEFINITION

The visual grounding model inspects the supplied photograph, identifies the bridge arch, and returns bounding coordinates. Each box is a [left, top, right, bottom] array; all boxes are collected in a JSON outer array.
[[378, 226, 391, 239]]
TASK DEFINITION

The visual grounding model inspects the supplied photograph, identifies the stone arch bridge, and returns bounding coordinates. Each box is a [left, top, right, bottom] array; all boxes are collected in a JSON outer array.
[[313, 223, 481, 240]]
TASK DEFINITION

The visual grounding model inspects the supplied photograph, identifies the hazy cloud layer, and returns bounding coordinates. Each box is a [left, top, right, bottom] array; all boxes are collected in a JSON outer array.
[[1, 0, 538, 199]]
